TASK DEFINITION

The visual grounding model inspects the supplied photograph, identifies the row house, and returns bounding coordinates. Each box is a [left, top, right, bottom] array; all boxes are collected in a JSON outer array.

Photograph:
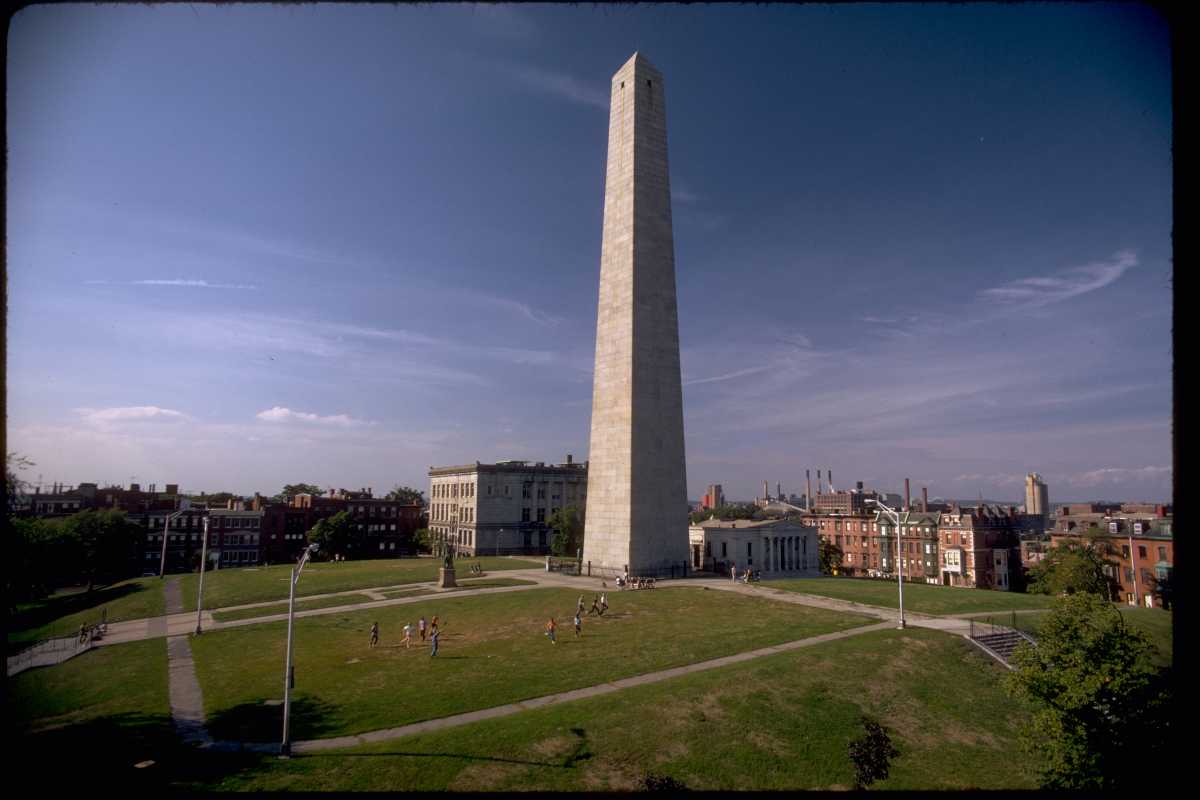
[[1050, 517, 1174, 608], [936, 505, 1023, 591]]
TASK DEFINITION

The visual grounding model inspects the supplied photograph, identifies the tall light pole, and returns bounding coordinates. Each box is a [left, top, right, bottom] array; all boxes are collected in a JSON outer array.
[[195, 515, 210, 636], [497, 528, 505, 558], [281, 543, 320, 758], [868, 498, 908, 629], [1128, 524, 1139, 606], [158, 498, 193, 578]]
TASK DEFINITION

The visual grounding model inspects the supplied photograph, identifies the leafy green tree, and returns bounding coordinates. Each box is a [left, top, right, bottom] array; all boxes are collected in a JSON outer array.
[[58, 509, 143, 592], [689, 503, 760, 525], [385, 485, 426, 507], [819, 538, 844, 575], [412, 527, 432, 554], [1005, 593, 1172, 789], [1026, 538, 1119, 599], [847, 716, 900, 789], [272, 483, 322, 503], [306, 511, 357, 560], [549, 506, 584, 557]]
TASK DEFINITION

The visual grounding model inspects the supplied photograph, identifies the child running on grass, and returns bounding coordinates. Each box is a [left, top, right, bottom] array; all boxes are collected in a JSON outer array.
[[369, 622, 379, 648], [588, 594, 602, 616], [545, 617, 557, 645], [599, 592, 608, 615], [418, 616, 427, 641], [573, 611, 582, 638], [401, 622, 413, 649]]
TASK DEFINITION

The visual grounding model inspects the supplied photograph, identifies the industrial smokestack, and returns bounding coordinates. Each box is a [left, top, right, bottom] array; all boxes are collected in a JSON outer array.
[[922, 487, 929, 512], [806, 470, 812, 511], [904, 478, 911, 511], [828, 470, 833, 493], [817, 470, 822, 494], [763, 480, 769, 501]]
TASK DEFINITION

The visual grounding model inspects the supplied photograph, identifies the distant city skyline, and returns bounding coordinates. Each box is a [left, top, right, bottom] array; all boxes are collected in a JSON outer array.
[[6, 4, 1172, 504]]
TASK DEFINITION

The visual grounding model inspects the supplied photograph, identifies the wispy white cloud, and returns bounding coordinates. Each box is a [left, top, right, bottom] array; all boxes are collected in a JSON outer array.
[[255, 407, 373, 427], [684, 365, 775, 387], [672, 186, 699, 205], [953, 473, 1024, 486], [87, 278, 258, 290], [453, 290, 565, 327], [980, 250, 1137, 307], [76, 405, 191, 423], [503, 63, 608, 110]]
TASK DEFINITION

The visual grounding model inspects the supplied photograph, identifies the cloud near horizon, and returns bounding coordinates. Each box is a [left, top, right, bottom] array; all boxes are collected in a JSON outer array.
[[87, 278, 258, 290], [76, 405, 191, 423]]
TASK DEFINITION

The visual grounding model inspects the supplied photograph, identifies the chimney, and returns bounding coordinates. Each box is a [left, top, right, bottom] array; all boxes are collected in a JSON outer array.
[[817, 470, 822, 495], [567, 453, 573, 464], [828, 470, 833, 492], [904, 478, 911, 511], [922, 487, 929, 512], [763, 480, 769, 501], [806, 470, 812, 510]]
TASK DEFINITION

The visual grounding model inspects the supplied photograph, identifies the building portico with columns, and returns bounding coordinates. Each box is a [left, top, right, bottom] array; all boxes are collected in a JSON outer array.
[[688, 518, 819, 577]]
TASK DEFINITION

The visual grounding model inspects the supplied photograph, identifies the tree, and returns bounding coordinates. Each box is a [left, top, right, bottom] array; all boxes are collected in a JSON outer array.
[[1026, 538, 1119, 599], [847, 716, 900, 789], [819, 538, 844, 575], [272, 483, 322, 503], [548, 506, 584, 557], [5, 452, 35, 516], [58, 509, 143, 592], [306, 511, 357, 560], [688, 503, 759, 525], [412, 527, 432, 554], [1004, 593, 1172, 789], [385, 485, 426, 507]]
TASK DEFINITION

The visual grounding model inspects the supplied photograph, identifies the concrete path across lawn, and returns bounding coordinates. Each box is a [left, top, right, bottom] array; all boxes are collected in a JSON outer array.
[[207, 619, 897, 754], [163, 576, 214, 746]]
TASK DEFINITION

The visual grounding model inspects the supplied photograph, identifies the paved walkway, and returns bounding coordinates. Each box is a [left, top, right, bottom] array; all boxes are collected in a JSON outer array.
[[164, 576, 212, 746]]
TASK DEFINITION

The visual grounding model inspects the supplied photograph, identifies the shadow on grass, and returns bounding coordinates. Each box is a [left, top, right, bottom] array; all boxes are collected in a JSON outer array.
[[205, 696, 342, 743], [10, 711, 258, 790], [10, 582, 150, 638]]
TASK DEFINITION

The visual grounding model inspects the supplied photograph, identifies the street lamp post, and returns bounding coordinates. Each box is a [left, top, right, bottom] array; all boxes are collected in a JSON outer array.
[[159, 510, 184, 579], [868, 498, 909, 629], [281, 543, 319, 758], [195, 515, 210, 635], [497, 528, 505, 558]]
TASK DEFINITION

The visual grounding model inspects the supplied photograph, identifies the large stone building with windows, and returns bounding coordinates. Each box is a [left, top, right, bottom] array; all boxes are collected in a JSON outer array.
[[428, 456, 587, 557], [688, 518, 818, 577]]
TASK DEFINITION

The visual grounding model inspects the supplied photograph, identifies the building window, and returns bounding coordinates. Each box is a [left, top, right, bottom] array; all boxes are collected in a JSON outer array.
[[522, 508, 531, 522], [722, 542, 727, 558], [1122, 544, 1130, 558], [1138, 546, 1147, 559], [537, 508, 546, 523], [1158, 546, 1167, 561]]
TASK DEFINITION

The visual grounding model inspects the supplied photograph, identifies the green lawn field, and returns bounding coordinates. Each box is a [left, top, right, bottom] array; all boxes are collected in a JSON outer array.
[[7, 638, 180, 788], [1007, 604, 1173, 665], [209, 578, 538, 623], [178, 556, 531, 612], [189, 586, 877, 742], [9, 577, 166, 646], [761, 577, 1055, 615], [188, 627, 1036, 791]]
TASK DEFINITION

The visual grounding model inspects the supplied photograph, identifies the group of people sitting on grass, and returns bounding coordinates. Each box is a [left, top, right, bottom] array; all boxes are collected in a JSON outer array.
[[614, 572, 655, 590]]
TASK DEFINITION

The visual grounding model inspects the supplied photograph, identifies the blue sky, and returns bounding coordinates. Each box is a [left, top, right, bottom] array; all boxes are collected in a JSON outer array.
[[6, 3, 1172, 503]]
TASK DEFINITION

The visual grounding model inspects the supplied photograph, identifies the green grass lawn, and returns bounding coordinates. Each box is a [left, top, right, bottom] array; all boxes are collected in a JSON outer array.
[[7, 638, 186, 789], [190, 586, 876, 742], [761, 577, 1055, 615], [178, 556, 530, 612], [210, 579, 540, 623], [187, 627, 1036, 791], [1007, 604, 1173, 666], [9, 577, 167, 646]]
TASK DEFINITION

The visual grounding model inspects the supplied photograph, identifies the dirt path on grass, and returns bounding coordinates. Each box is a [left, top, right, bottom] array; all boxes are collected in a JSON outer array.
[[163, 576, 212, 746]]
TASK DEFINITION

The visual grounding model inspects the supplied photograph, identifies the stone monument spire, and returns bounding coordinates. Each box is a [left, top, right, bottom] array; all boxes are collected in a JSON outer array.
[[583, 53, 688, 576]]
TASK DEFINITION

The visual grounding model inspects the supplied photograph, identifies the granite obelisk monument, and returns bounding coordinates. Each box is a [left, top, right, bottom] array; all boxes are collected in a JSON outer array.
[[583, 53, 688, 576]]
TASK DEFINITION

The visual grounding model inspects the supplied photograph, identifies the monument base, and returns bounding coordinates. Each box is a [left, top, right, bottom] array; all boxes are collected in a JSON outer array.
[[438, 567, 457, 588]]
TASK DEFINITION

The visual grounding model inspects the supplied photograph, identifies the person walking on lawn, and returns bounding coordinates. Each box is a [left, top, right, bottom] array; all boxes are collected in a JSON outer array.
[[576, 595, 585, 616], [588, 594, 602, 616], [429, 625, 440, 657], [401, 622, 413, 649], [545, 617, 557, 645], [369, 622, 380, 648], [599, 592, 608, 615], [431, 615, 440, 635], [418, 616, 427, 642], [573, 611, 582, 638]]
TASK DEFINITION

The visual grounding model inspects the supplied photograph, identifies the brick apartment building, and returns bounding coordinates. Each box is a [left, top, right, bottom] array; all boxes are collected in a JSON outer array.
[[937, 505, 1024, 591], [1050, 513, 1174, 608]]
